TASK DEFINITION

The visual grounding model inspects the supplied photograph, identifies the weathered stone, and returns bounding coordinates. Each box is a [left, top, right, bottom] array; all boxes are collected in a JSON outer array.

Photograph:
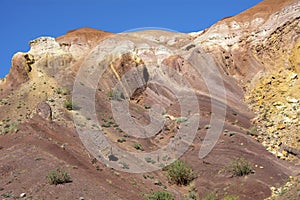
[[286, 97, 299, 104], [20, 193, 26, 198], [36, 101, 52, 120], [282, 145, 300, 157]]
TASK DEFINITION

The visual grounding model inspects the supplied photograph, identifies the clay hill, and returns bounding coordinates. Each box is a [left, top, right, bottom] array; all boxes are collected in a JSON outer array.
[[0, 0, 300, 199]]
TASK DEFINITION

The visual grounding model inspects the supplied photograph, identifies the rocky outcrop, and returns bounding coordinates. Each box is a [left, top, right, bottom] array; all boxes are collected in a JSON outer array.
[[56, 27, 111, 50], [290, 38, 300, 73], [18, 28, 112, 87], [1, 53, 34, 92], [245, 69, 300, 159]]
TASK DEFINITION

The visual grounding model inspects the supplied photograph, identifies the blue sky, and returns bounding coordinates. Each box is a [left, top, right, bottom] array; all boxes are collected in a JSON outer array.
[[0, 0, 262, 78]]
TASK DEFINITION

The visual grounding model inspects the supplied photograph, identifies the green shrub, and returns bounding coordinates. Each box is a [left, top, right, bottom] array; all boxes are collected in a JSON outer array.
[[176, 117, 188, 123], [166, 160, 196, 185], [101, 123, 111, 128], [56, 87, 63, 94], [144, 105, 151, 109], [107, 89, 123, 100], [56, 87, 69, 95], [246, 126, 257, 136], [1, 190, 12, 198], [223, 195, 239, 200], [47, 168, 72, 185], [117, 138, 126, 143], [120, 162, 129, 169], [188, 190, 197, 200], [64, 100, 79, 110], [1, 123, 19, 135], [146, 191, 174, 200], [204, 192, 217, 200], [229, 157, 253, 176], [133, 143, 144, 151], [145, 157, 156, 164]]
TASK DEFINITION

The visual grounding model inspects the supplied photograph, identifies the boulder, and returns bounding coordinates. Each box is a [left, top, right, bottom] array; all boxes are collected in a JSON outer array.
[[36, 101, 52, 120]]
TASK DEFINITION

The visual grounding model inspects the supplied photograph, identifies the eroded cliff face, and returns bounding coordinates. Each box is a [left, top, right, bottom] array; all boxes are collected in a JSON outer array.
[[192, 0, 299, 81], [0, 0, 300, 199], [191, 0, 300, 159]]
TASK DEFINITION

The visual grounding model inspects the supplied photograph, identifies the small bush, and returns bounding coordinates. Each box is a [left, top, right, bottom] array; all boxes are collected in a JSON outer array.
[[64, 100, 79, 110], [56, 87, 69, 95], [47, 168, 72, 185], [188, 190, 197, 200], [120, 162, 129, 169], [144, 105, 151, 109], [107, 89, 123, 100], [223, 195, 239, 200], [145, 157, 156, 164], [101, 123, 111, 128], [204, 192, 217, 200], [133, 143, 144, 151], [246, 126, 257, 136], [1, 190, 12, 198], [229, 157, 253, 176], [56, 87, 63, 94], [117, 138, 126, 143], [146, 191, 174, 200], [166, 160, 196, 186], [1, 123, 19, 135], [176, 117, 188, 123]]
